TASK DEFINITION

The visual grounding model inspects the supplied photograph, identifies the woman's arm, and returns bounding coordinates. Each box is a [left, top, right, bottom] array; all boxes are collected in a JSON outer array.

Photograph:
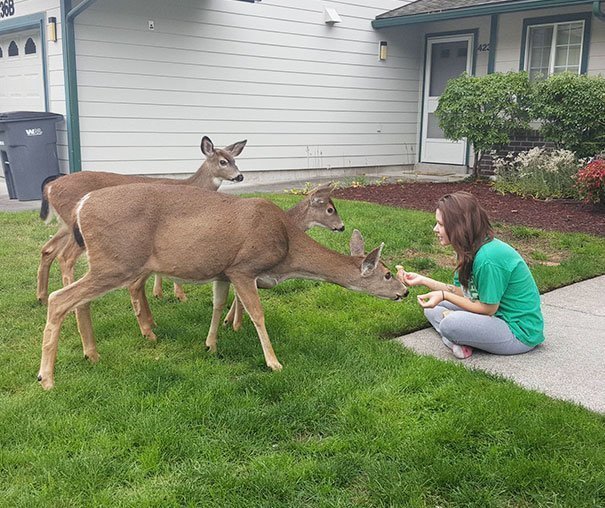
[[417, 290, 499, 316], [396, 266, 464, 297]]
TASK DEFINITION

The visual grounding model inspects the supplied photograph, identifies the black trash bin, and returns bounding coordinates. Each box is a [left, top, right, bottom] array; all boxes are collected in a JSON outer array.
[[0, 111, 64, 201]]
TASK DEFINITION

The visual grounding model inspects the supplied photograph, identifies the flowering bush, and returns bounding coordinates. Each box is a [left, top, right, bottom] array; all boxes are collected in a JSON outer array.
[[576, 160, 605, 205], [493, 147, 584, 199]]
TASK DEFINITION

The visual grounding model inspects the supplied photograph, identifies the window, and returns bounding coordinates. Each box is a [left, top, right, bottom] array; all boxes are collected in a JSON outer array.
[[525, 20, 584, 80], [25, 37, 36, 55], [8, 40, 18, 57], [0, 46, 3, 58]]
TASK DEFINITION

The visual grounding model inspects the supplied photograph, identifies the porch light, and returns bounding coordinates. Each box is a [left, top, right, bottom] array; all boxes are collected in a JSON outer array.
[[48, 17, 57, 42], [379, 41, 388, 61]]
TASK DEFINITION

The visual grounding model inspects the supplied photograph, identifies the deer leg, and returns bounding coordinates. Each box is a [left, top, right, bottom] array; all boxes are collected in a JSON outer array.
[[153, 274, 164, 299], [129, 275, 157, 341], [223, 293, 237, 327], [231, 277, 282, 372], [232, 294, 245, 331], [38, 271, 122, 390], [57, 236, 84, 287], [173, 282, 187, 302], [75, 302, 99, 363], [36, 227, 70, 303], [205, 281, 230, 353]]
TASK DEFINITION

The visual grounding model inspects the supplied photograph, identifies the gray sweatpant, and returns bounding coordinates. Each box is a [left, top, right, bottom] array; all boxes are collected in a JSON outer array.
[[424, 301, 534, 355]]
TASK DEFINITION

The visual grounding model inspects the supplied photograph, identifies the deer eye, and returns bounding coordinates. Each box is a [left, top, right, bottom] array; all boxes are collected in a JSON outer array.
[[219, 159, 228, 166], [327, 207, 334, 214], [385, 272, 392, 280]]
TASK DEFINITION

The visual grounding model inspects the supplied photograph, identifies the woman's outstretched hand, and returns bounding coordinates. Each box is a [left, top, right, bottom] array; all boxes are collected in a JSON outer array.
[[396, 265, 425, 287], [416, 291, 445, 309]]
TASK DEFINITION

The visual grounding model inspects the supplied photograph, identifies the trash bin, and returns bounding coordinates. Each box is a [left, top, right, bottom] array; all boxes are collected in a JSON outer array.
[[0, 111, 64, 201]]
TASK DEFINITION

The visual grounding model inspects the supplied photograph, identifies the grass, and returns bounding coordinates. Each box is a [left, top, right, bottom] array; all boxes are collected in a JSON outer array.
[[1, 195, 604, 507]]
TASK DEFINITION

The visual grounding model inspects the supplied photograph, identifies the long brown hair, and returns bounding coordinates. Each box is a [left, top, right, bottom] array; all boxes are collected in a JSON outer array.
[[437, 191, 494, 288]]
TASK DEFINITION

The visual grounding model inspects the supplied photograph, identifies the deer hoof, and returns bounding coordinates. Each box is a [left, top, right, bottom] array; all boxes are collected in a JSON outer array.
[[145, 330, 157, 342], [175, 293, 187, 303], [84, 352, 100, 363], [37, 294, 48, 305], [268, 361, 283, 372], [38, 375, 55, 390], [205, 344, 217, 354]]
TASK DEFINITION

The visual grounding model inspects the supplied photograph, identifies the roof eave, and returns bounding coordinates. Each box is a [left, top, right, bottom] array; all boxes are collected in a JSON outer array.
[[373, 0, 593, 28]]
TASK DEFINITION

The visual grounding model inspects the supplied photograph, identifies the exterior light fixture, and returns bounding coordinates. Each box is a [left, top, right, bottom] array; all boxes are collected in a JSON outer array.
[[379, 41, 388, 61], [48, 17, 57, 42]]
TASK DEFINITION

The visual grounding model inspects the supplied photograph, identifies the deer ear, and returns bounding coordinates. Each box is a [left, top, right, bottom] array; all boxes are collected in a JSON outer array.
[[350, 229, 365, 256], [224, 139, 247, 157], [310, 182, 334, 202], [201, 136, 215, 157], [361, 243, 384, 276]]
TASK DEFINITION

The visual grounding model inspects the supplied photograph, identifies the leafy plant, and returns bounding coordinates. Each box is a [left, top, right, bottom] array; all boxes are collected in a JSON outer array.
[[576, 159, 605, 205], [436, 72, 532, 178], [492, 147, 584, 199], [531, 73, 605, 158]]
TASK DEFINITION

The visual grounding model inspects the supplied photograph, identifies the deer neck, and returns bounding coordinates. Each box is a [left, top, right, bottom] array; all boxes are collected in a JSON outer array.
[[285, 200, 312, 231], [270, 229, 360, 288], [184, 162, 221, 190]]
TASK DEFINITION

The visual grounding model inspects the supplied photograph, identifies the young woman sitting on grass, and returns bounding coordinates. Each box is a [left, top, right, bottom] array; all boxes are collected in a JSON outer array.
[[397, 191, 544, 359]]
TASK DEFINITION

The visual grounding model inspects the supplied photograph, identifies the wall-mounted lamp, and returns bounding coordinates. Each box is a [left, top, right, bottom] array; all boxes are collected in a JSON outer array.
[[324, 7, 342, 25], [379, 41, 388, 61], [48, 17, 57, 42]]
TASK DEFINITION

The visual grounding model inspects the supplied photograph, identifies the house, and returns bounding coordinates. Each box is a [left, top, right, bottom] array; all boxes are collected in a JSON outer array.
[[1, 0, 604, 184]]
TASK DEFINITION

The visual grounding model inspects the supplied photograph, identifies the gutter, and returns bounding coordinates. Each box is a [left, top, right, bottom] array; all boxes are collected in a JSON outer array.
[[61, 0, 98, 173], [594, 0, 605, 20], [373, 0, 593, 28]]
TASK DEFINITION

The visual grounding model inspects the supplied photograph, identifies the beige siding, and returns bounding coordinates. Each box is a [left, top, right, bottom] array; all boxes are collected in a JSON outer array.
[[73, 0, 420, 176]]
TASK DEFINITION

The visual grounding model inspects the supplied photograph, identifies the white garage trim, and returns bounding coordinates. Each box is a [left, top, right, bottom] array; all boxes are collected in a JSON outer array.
[[0, 12, 49, 112]]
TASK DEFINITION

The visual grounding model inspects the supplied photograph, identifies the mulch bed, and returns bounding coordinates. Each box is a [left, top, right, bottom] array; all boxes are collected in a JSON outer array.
[[333, 181, 604, 237]]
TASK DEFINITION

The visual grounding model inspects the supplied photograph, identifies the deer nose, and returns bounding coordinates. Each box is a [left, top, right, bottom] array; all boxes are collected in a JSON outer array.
[[335, 225, 345, 232], [233, 174, 244, 182]]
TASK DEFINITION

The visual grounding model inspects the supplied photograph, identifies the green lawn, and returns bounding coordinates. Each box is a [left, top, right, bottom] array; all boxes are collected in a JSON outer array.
[[1, 195, 604, 507]]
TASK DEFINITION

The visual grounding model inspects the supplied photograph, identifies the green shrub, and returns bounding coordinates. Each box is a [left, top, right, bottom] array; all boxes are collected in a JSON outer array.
[[493, 147, 584, 199], [436, 72, 532, 178], [531, 73, 605, 158]]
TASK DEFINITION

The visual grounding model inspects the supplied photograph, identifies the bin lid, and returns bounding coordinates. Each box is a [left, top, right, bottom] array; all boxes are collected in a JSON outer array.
[[0, 111, 64, 123]]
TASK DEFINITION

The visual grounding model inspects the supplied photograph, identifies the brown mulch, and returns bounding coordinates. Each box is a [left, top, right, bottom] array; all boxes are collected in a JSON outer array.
[[334, 181, 604, 237]]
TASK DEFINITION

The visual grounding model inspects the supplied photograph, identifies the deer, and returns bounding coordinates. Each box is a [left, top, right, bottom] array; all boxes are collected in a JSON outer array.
[[130, 183, 346, 341], [36, 136, 246, 305], [37, 183, 407, 389]]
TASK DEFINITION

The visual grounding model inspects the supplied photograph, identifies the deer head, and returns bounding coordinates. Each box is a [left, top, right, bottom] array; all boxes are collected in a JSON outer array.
[[200, 136, 247, 183]]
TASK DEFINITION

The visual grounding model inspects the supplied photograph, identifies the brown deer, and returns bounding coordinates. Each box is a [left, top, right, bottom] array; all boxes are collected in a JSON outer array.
[[37, 183, 407, 389], [36, 136, 246, 304], [130, 183, 346, 341]]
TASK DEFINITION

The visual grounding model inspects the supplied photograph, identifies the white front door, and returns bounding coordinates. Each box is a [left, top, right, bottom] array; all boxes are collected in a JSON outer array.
[[0, 30, 45, 112], [421, 35, 473, 165]]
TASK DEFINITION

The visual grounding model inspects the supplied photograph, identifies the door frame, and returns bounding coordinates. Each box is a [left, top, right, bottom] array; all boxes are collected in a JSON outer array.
[[0, 12, 49, 111], [418, 29, 478, 165]]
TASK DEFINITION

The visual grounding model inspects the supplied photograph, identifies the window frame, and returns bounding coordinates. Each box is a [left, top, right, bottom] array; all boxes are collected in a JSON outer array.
[[519, 12, 591, 78]]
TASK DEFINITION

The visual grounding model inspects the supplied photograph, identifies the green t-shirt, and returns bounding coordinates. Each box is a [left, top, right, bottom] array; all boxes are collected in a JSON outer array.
[[454, 238, 544, 347]]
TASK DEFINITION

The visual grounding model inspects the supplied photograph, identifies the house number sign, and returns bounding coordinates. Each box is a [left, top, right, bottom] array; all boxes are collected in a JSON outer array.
[[477, 43, 490, 52], [0, 0, 16, 18]]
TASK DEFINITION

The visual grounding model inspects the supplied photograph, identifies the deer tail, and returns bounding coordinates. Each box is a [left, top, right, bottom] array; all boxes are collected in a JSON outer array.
[[39, 174, 63, 221]]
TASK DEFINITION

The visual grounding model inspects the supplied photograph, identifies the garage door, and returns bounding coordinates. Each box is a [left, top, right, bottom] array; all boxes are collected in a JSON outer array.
[[0, 30, 45, 112]]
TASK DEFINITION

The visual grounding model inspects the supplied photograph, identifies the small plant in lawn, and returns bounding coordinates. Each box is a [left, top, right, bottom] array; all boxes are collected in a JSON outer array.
[[575, 159, 605, 206], [492, 147, 584, 199]]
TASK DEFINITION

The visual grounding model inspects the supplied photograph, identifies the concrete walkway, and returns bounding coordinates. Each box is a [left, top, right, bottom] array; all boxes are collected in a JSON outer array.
[[2, 177, 604, 413]]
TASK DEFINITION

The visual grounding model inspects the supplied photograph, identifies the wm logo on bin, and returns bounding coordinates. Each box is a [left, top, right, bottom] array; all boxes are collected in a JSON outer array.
[[25, 128, 44, 136]]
